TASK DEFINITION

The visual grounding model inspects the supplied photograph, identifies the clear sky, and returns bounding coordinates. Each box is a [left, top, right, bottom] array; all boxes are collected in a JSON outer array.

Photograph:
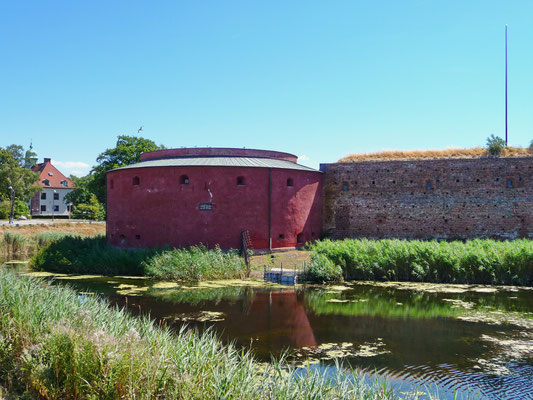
[[1, 1, 532, 175]]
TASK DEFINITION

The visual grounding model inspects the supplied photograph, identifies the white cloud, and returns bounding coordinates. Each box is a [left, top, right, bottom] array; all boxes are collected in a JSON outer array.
[[51, 160, 91, 177], [52, 160, 91, 169], [299, 154, 310, 161]]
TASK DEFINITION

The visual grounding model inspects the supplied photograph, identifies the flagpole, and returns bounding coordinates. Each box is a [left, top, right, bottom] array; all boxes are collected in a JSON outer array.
[[505, 24, 508, 146]]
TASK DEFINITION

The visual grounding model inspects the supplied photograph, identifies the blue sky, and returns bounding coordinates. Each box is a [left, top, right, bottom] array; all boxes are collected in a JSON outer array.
[[1, 1, 532, 175]]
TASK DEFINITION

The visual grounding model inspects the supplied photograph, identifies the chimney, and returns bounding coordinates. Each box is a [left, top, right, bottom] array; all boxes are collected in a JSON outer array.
[[44, 158, 51, 164]]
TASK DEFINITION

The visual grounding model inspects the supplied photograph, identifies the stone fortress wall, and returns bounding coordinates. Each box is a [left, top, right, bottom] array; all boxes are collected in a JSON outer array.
[[321, 157, 533, 240]]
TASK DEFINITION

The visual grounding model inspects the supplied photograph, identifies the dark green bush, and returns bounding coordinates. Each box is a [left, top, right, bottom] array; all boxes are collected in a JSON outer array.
[[300, 253, 343, 283], [309, 238, 533, 286]]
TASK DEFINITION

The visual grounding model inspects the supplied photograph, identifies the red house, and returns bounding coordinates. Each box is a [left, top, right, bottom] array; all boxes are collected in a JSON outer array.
[[30, 158, 75, 217]]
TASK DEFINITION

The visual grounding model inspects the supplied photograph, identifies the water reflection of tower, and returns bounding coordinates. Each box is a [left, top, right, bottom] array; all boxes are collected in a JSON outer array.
[[250, 290, 316, 351]]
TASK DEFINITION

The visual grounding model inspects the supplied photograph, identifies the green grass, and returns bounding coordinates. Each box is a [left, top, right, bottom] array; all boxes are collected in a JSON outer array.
[[0, 268, 418, 400], [309, 238, 533, 286], [31, 235, 249, 281]]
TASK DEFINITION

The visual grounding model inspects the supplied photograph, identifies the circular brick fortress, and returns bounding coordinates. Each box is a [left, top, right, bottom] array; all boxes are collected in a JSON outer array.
[[106, 148, 322, 249]]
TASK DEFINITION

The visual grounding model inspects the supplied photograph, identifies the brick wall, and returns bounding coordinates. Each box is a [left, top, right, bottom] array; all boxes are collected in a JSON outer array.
[[321, 157, 533, 240]]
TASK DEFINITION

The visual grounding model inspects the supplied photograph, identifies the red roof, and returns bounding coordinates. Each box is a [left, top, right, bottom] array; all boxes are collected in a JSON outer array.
[[32, 159, 75, 189]]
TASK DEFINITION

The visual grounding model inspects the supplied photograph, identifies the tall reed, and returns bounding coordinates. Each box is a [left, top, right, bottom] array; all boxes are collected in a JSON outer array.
[[0, 269, 410, 399], [310, 238, 533, 286]]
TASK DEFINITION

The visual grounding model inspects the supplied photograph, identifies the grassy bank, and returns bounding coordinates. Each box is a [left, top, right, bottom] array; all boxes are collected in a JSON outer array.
[[0, 269, 408, 400], [1, 223, 105, 258], [31, 235, 249, 281], [310, 239, 533, 286]]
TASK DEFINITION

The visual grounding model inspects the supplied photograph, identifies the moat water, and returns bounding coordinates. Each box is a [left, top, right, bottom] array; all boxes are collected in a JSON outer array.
[[7, 263, 533, 400]]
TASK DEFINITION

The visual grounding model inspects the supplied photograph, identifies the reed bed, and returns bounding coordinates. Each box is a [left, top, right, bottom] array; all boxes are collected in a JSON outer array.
[[1, 231, 76, 258], [310, 238, 533, 285], [0, 269, 412, 399], [339, 147, 531, 163], [31, 236, 248, 281]]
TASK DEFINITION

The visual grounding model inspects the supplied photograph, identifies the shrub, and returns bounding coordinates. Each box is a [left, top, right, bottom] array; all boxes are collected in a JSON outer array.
[[300, 253, 343, 283], [486, 134, 506, 156]]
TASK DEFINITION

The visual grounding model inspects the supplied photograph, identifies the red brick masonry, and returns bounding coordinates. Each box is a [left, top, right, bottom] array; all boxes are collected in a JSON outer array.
[[321, 157, 533, 240]]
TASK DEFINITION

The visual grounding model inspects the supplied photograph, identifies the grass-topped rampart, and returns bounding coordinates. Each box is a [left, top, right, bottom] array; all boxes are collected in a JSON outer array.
[[0, 269, 407, 399], [338, 146, 531, 162], [31, 235, 249, 281], [309, 239, 533, 286]]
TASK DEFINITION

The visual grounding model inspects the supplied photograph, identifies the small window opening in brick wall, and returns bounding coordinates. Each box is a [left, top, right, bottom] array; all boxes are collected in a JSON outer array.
[[297, 233, 304, 243], [279, 234, 285, 239], [237, 176, 245, 185], [507, 179, 514, 188], [426, 181, 433, 190], [180, 175, 189, 184], [342, 183, 349, 191], [135, 235, 141, 240], [120, 234, 126, 244], [132, 176, 140, 186], [287, 178, 294, 187]]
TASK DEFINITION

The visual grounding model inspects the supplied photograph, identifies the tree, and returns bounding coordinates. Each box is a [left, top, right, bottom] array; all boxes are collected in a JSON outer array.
[[65, 174, 98, 207], [90, 136, 165, 205], [71, 194, 105, 220], [0, 146, 40, 223], [486, 135, 506, 156]]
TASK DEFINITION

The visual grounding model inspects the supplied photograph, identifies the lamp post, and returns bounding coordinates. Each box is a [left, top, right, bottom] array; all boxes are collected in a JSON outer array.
[[8, 186, 14, 224]]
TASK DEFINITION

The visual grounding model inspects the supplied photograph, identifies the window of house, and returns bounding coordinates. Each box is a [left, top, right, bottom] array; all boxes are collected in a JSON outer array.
[[278, 234, 285, 239], [297, 233, 304, 243], [236, 176, 245, 185], [54, 193, 59, 200], [426, 181, 433, 190], [135, 235, 141, 240], [48, 172, 54, 176], [287, 178, 294, 187], [42, 179, 50, 186], [342, 183, 349, 191], [132, 176, 140, 186], [41, 192, 46, 200], [52, 205, 59, 212], [61, 180, 68, 187], [199, 203, 213, 210], [41, 205, 46, 212], [180, 175, 189, 184], [507, 179, 513, 188]]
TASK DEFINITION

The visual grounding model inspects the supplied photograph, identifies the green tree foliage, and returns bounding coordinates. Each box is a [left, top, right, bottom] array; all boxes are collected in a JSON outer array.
[[90, 136, 165, 204], [486, 134, 506, 156], [0, 200, 30, 219], [71, 194, 105, 220], [65, 174, 97, 207], [0, 146, 39, 221]]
